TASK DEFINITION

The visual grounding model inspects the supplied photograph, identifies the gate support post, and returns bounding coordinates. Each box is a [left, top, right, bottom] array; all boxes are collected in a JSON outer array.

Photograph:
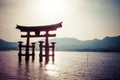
[[39, 41, 44, 62], [18, 41, 23, 61], [32, 42, 35, 60], [51, 42, 56, 63]]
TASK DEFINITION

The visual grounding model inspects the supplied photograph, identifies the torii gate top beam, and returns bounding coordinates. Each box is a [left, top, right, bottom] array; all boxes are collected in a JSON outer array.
[[16, 22, 62, 32]]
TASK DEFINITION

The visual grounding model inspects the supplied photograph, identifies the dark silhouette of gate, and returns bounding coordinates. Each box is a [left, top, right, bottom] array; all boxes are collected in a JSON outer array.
[[16, 22, 62, 63]]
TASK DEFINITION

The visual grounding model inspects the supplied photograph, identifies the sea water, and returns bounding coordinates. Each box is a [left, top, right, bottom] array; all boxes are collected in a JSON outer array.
[[0, 51, 120, 80]]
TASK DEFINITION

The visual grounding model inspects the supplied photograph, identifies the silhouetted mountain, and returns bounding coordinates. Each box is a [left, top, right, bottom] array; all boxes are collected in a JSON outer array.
[[35, 36, 120, 52], [0, 36, 120, 52], [0, 39, 18, 50], [49, 38, 82, 51]]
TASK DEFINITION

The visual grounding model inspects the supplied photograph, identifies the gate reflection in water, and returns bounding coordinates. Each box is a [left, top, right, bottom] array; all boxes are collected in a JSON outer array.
[[0, 51, 120, 80]]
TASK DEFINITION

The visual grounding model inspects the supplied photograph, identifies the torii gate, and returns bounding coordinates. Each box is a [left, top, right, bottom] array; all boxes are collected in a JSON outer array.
[[16, 22, 62, 63]]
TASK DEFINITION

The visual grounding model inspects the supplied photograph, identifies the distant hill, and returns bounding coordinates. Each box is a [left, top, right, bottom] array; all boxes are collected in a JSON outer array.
[[0, 36, 120, 52], [0, 39, 18, 50], [49, 36, 120, 52]]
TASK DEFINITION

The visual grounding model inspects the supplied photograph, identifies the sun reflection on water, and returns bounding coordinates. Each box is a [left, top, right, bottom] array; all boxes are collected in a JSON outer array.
[[45, 63, 59, 77], [0, 51, 120, 80], [33, 51, 60, 78]]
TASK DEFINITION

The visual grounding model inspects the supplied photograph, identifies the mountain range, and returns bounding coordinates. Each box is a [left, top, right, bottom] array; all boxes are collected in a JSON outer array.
[[0, 39, 18, 50], [0, 36, 120, 52]]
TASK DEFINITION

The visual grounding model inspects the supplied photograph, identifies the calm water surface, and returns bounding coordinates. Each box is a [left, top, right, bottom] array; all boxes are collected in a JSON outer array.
[[0, 51, 120, 80]]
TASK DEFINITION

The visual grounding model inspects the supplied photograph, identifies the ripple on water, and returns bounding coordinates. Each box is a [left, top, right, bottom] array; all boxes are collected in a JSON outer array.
[[0, 51, 120, 80]]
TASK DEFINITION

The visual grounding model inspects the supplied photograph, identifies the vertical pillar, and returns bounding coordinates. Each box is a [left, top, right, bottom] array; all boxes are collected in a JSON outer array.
[[39, 41, 44, 62], [25, 31, 30, 61], [31, 42, 35, 60], [18, 41, 23, 61], [45, 31, 49, 63], [51, 42, 56, 63]]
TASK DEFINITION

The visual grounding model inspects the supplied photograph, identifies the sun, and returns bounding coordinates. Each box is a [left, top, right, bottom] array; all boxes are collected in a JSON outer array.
[[29, 0, 65, 23], [41, 0, 64, 14]]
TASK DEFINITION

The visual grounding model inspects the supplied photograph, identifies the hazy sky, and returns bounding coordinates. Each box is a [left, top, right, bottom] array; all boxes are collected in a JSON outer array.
[[0, 0, 120, 42]]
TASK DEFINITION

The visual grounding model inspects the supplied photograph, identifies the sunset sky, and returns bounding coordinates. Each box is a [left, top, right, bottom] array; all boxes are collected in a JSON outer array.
[[0, 0, 120, 42]]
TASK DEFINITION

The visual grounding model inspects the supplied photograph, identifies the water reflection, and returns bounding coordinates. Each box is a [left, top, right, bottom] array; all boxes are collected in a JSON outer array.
[[45, 63, 59, 77], [17, 59, 57, 79], [0, 51, 120, 80], [18, 61, 30, 79]]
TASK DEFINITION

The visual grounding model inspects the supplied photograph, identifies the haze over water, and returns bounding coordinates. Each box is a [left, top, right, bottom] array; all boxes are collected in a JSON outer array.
[[0, 51, 120, 80]]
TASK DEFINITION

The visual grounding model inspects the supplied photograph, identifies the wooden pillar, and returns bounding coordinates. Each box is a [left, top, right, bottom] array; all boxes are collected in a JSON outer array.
[[18, 41, 23, 61], [31, 42, 35, 60], [45, 31, 49, 63], [39, 41, 44, 62], [51, 42, 56, 63], [25, 31, 30, 61]]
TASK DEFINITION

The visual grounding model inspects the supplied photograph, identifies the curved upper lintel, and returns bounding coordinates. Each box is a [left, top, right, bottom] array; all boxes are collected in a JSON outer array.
[[16, 22, 62, 32]]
